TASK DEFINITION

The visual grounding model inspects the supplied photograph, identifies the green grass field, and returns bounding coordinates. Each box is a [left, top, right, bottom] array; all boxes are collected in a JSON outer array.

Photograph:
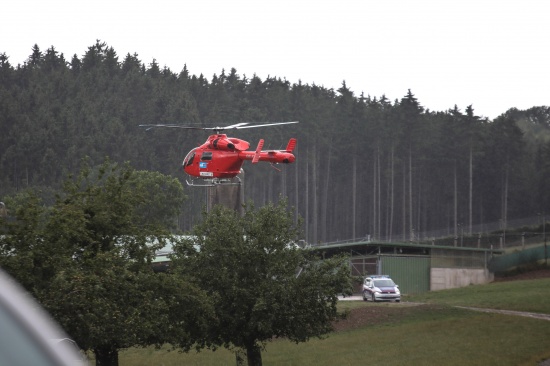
[[116, 277, 550, 366]]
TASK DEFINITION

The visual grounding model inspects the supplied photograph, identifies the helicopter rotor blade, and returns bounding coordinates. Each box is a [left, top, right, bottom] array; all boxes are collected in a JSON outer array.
[[139, 124, 206, 131], [139, 121, 298, 133], [221, 122, 251, 130], [232, 121, 299, 130]]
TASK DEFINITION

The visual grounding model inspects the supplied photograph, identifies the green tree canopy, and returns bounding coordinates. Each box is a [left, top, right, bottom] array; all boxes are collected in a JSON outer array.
[[0, 159, 212, 366], [170, 201, 352, 366]]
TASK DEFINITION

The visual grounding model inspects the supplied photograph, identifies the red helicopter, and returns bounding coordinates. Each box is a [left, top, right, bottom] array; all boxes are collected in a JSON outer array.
[[140, 121, 298, 186]]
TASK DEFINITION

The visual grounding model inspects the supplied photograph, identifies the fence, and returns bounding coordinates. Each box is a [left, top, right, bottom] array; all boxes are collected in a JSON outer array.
[[488, 244, 549, 273], [321, 215, 548, 250]]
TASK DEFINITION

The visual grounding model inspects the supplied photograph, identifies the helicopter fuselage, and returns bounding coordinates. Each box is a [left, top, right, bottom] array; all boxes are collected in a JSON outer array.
[[182, 134, 296, 179]]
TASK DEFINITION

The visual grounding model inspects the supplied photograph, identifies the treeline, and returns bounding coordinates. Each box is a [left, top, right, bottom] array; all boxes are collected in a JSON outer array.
[[1, 41, 550, 243]]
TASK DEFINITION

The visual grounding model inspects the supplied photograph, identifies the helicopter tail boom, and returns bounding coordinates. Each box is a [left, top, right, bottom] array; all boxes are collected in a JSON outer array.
[[239, 138, 296, 164]]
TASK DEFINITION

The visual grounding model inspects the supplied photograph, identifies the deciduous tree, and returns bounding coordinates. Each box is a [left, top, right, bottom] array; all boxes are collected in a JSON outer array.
[[171, 200, 352, 366], [0, 159, 212, 366]]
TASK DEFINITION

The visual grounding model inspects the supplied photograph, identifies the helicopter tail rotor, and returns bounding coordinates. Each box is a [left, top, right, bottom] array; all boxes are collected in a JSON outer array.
[[285, 138, 297, 152], [252, 139, 264, 164]]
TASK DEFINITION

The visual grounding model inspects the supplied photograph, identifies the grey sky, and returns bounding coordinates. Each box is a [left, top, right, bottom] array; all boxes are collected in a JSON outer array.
[[3, 0, 549, 119]]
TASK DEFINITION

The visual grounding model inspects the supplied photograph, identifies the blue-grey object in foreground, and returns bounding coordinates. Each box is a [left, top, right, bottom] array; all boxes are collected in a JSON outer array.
[[0, 268, 88, 366]]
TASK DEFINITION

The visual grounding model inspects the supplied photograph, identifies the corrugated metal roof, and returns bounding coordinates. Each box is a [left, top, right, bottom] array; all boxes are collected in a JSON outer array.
[[310, 240, 504, 254]]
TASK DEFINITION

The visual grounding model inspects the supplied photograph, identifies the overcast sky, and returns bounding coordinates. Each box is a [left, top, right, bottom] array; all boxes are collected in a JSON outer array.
[[3, 0, 549, 119]]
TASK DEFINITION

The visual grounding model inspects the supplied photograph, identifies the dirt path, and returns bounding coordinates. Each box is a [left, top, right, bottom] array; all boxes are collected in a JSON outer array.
[[456, 306, 550, 321]]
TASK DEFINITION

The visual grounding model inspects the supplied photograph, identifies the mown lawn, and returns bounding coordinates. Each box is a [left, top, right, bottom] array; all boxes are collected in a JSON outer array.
[[405, 277, 550, 314], [117, 276, 550, 365]]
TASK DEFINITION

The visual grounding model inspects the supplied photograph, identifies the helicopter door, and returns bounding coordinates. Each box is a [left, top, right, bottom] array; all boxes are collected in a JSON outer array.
[[198, 151, 213, 171]]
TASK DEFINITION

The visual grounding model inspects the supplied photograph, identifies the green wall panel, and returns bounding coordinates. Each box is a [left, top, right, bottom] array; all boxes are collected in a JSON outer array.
[[380, 256, 431, 294]]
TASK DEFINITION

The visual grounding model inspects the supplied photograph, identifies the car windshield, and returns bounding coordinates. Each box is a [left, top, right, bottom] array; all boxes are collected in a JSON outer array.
[[374, 279, 395, 287]]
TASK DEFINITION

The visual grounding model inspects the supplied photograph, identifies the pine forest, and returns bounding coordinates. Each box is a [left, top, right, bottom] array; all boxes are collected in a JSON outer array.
[[1, 41, 550, 245]]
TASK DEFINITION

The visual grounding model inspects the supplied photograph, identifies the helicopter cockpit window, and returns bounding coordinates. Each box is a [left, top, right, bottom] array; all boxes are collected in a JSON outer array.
[[201, 152, 213, 160], [183, 149, 196, 167]]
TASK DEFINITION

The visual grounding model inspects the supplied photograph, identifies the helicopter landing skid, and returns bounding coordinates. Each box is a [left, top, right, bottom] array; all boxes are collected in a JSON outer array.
[[186, 176, 242, 187]]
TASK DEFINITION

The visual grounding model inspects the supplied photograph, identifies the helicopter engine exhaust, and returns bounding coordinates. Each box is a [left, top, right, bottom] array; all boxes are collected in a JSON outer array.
[[211, 137, 235, 150]]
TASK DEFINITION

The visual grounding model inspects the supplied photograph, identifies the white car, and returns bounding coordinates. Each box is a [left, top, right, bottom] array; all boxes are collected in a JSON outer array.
[[362, 275, 401, 302]]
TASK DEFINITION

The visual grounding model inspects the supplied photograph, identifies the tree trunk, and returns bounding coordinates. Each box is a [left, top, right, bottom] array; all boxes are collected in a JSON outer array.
[[371, 150, 378, 239], [389, 146, 394, 241], [416, 168, 422, 240], [312, 144, 318, 245], [281, 158, 287, 199], [408, 150, 413, 241], [245, 343, 263, 366], [502, 165, 509, 247], [268, 169, 273, 203], [454, 161, 458, 246], [321, 144, 332, 242], [305, 150, 309, 243], [377, 146, 381, 239], [295, 149, 299, 226], [402, 164, 406, 241], [352, 156, 357, 239], [94, 345, 119, 366], [469, 143, 473, 235]]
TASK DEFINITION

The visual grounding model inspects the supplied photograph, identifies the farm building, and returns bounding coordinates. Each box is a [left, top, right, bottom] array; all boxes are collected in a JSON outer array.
[[309, 240, 502, 295], [152, 230, 548, 295]]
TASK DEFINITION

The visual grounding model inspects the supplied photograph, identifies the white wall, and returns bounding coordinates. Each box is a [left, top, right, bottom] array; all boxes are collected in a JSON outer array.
[[430, 268, 494, 291]]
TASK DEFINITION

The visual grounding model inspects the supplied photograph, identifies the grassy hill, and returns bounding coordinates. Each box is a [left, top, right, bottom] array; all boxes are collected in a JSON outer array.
[[116, 270, 550, 365]]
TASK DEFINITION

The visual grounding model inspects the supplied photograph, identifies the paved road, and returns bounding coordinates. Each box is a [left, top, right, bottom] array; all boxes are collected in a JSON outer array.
[[337, 295, 363, 301]]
